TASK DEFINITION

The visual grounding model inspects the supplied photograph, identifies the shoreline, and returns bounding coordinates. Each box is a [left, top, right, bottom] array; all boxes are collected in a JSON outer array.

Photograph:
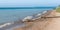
[[0, 10, 56, 30], [13, 10, 56, 30]]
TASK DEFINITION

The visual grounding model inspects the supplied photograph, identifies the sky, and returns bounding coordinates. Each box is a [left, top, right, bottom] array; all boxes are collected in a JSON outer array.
[[0, 0, 60, 7]]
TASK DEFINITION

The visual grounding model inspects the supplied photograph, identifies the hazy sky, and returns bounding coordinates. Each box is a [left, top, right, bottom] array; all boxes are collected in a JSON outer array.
[[0, 0, 60, 7]]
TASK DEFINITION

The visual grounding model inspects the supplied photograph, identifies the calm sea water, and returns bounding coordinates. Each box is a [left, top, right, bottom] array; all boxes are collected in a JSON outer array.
[[0, 7, 56, 23]]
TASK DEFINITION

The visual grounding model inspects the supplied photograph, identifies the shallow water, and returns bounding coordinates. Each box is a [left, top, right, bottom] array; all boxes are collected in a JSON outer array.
[[0, 23, 26, 30]]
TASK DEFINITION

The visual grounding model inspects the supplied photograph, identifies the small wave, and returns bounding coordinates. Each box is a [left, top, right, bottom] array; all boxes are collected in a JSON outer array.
[[22, 10, 49, 22], [0, 22, 14, 28], [22, 16, 33, 22]]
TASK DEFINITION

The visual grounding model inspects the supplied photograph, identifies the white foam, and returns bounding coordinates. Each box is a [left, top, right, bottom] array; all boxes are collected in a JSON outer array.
[[36, 13, 41, 16], [0, 23, 13, 28], [22, 16, 33, 22], [42, 11, 47, 14]]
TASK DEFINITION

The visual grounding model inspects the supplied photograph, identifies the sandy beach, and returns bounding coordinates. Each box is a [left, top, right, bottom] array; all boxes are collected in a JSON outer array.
[[13, 10, 60, 30]]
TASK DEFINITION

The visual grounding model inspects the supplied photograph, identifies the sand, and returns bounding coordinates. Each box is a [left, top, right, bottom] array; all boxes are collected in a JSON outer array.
[[13, 10, 60, 30], [43, 12, 60, 30]]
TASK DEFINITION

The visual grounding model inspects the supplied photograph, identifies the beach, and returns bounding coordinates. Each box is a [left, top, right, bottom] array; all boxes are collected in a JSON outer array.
[[0, 10, 59, 30], [13, 10, 60, 30]]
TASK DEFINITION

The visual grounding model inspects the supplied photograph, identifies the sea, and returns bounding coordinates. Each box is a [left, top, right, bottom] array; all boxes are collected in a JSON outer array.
[[0, 7, 56, 24]]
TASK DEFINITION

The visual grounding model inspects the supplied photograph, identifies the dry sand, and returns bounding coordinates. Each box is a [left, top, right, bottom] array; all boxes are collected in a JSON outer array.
[[13, 10, 60, 30]]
